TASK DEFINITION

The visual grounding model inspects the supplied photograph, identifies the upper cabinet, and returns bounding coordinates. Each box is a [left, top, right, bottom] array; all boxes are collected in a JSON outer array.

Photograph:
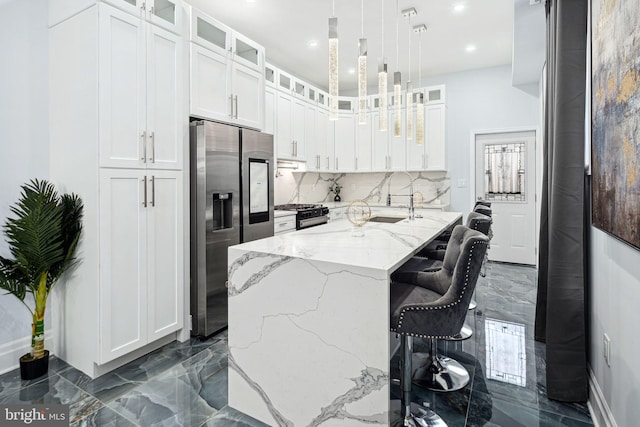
[[98, 3, 182, 170], [189, 7, 265, 130], [50, 0, 183, 34]]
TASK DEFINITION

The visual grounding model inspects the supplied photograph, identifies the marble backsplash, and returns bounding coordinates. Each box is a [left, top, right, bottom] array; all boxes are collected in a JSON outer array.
[[274, 169, 450, 207]]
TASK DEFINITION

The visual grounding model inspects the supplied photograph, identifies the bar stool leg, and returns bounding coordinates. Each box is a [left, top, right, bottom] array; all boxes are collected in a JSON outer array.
[[412, 338, 470, 393], [393, 336, 447, 426]]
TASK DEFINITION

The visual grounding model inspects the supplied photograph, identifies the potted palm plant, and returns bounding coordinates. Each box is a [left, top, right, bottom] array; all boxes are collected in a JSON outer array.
[[0, 180, 83, 380]]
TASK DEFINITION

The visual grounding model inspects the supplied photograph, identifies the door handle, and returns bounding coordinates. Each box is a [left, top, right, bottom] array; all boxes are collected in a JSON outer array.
[[149, 5, 154, 14], [326, 156, 329, 169], [150, 176, 155, 207], [336, 157, 339, 170], [142, 176, 147, 207], [355, 157, 358, 170], [141, 131, 147, 163], [229, 95, 234, 118], [316, 155, 320, 169], [140, 1, 146, 12], [149, 131, 155, 163], [234, 95, 238, 119]]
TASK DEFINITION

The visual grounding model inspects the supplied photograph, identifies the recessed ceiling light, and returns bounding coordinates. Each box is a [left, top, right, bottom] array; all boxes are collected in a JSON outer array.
[[348, 68, 356, 74], [453, 4, 465, 13], [307, 40, 319, 48], [465, 44, 476, 52]]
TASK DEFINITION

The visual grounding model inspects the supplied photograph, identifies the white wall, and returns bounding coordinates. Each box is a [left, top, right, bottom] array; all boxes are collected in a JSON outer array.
[[0, 0, 50, 373], [418, 65, 541, 212], [589, 229, 640, 426]]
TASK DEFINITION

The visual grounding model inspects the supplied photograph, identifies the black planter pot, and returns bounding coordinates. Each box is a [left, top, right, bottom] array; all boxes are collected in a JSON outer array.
[[19, 350, 49, 380]]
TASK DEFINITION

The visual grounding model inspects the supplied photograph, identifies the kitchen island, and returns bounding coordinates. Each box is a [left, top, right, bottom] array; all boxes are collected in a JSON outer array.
[[227, 209, 462, 426]]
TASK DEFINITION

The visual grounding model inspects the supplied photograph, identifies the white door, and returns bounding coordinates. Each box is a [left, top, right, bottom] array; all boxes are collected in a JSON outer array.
[[147, 24, 181, 170], [474, 130, 537, 265], [147, 0, 182, 34], [99, 170, 147, 363], [147, 171, 183, 341], [389, 107, 406, 171], [99, 5, 146, 169], [189, 44, 230, 122], [264, 86, 276, 136], [316, 109, 331, 171]]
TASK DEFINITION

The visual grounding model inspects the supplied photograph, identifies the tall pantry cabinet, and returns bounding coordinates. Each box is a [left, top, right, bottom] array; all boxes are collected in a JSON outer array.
[[49, 0, 185, 378]]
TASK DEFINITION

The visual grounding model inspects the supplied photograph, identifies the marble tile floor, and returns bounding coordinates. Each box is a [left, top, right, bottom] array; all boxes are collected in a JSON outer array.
[[0, 262, 592, 426]]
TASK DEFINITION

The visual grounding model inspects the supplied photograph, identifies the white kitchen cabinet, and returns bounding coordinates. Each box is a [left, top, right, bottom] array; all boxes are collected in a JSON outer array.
[[189, 8, 264, 129], [276, 92, 306, 160], [274, 214, 296, 235], [356, 112, 372, 172], [334, 114, 356, 172], [370, 95, 406, 171], [305, 105, 319, 171], [264, 86, 276, 136], [50, 0, 182, 34], [49, 3, 186, 377], [406, 103, 446, 170], [99, 169, 183, 363], [99, 5, 181, 170], [317, 109, 334, 171], [425, 104, 446, 170]]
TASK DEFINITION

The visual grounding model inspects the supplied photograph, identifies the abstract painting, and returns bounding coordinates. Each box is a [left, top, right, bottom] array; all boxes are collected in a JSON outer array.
[[592, 0, 640, 249]]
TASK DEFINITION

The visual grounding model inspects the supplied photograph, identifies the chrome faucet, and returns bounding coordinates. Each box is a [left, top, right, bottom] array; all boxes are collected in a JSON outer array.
[[386, 171, 415, 221]]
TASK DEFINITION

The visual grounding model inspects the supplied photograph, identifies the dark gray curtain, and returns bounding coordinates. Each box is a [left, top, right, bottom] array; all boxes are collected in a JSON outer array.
[[534, 0, 588, 402]]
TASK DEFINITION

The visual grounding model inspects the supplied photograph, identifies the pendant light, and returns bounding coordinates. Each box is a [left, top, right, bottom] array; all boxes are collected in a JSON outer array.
[[393, 0, 402, 138], [414, 24, 427, 145], [378, 0, 388, 132], [358, 0, 367, 125], [403, 8, 416, 141], [328, 0, 338, 121]]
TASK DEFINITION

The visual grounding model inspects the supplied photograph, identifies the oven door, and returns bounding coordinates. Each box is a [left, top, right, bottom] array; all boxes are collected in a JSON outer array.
[[298, 215, 329, 230]]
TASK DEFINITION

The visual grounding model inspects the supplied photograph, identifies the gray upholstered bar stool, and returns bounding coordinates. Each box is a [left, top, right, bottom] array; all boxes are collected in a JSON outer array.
[[393, 211, 492, 340], [391, 226, 489, 400]]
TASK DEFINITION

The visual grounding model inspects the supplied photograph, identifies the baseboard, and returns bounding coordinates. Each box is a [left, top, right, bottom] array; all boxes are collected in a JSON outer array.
[[0, 331, 55, 376], [588, 367, 618, 427]]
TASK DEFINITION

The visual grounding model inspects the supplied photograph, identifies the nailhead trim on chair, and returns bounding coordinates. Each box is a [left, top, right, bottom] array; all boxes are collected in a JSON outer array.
[[391, 240, 488, 338]]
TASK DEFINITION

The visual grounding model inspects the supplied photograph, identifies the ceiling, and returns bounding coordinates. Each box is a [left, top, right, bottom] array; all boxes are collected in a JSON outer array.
[[187, 0, 516, 94]]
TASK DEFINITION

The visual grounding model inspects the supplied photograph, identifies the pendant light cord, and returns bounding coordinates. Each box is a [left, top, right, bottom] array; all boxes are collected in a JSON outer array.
[[408, 15, 412, 81], [418, 32, 422, 86], [361, 0, 364, 37], [396, 0, 399, 69], [381, 0, 384, 58], [332, 0, 335, 17]]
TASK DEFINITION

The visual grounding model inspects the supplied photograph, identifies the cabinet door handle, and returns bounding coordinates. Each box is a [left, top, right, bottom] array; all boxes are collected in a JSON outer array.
[[326, 156, 329, 169], [229, 95, 234, 118], [141, 131, 147, 163], [149, 5, 154, 14], [355, 157, 358, 170], [142, 176, 147, 207], [140, 1, 146, 12], [336, 157, 339, 170], [316, 155, 320, 169], [149, 131, 155, 163], [150, 175, 155, 207], [234, 95, 238, 119]]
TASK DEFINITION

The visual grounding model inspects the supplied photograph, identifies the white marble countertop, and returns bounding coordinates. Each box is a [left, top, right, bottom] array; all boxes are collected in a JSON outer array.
[[322, 201, 450, 210], [274, 210, 297, 218], [232, 209, 461, 272]]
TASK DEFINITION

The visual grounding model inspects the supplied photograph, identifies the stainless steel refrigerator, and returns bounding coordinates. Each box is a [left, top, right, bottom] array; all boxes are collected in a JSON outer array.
[[190, 120, 274, 337]]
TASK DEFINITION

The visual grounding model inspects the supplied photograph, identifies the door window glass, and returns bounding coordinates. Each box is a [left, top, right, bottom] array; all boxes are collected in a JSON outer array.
[[484, 142, 526, 201]]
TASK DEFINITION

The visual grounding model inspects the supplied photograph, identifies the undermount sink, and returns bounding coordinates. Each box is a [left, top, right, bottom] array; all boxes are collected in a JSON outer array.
[[368, 216, 406, 224]]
